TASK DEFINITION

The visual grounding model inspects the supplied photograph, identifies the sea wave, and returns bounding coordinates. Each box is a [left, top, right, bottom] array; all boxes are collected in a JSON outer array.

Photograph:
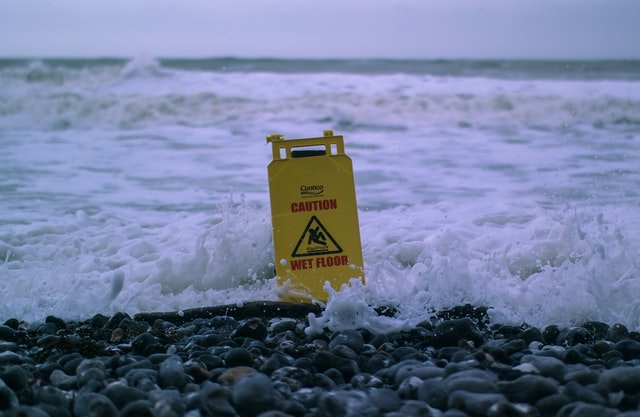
[[1, 59, 638, 131]]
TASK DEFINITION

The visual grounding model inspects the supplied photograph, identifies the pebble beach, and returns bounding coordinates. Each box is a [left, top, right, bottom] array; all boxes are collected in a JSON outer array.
[[2, 58, 640, 417], [2, 303, 640, 417]]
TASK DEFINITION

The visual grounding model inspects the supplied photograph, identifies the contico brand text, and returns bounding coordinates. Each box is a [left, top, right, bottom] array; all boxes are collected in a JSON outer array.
[[300, 184, 324, 198]]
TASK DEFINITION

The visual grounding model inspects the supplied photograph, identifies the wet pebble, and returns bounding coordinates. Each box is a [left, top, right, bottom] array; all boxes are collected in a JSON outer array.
[[1, 307, 640, 416]]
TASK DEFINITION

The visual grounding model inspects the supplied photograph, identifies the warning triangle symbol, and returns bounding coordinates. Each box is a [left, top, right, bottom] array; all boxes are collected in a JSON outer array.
[[292, 215, 343, 257]]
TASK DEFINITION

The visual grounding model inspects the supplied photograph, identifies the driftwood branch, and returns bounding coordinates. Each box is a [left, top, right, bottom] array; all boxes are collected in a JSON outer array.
[[133, 301, 324, 325]]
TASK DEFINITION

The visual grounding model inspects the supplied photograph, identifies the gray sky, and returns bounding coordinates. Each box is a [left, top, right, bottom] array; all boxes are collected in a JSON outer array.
[[1, 0, 638, 59]]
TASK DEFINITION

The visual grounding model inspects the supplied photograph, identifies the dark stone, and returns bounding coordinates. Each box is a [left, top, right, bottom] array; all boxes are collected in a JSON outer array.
[[37, 322, 58, 336], [556, 327, 591, 346], [0, 343, 17, 354], [615, 339, 640, 360], [563, 380, 606, 405], [319, 390, 375, 417], [312, 350, 360, 381], [0, 378, 19, 409], [209, 316, 240, 335], [149, 389, 186, 417], [268, 318, 298, 335], [448, 391, 508, 416], [271, 366, 314, 390], [500, 338, 527, 356], [437, 346, 467, 361], [2, 319, 19, 331], [233, 318, 268, 341], [73, 393, 119, 417], [260, 353, 294, 375], [606, 323, 629, 343], [417, 378, 448, 410], [397, 399, 435, 417], [34, 385, 70, 408], [105, 312, 131, 330], [158, 355, 187, 389], [555, 402, 618, 417], [436, 304, 490, 329], [450, 349, 473, 363], [232, 373, 277, 415], [255, 411, 296, 417], [565, 343, 603, 366], [115, 357, 151, 376], [291, 356, 314, 372], [350, 372, 382, 389], [0, 326, 18, 342], [481, 345, 511, 365], [517, 326, 543, 344], [280, 400, 306, 417], [121, 399, 154, 417], [0, 365, 30, 392], [446, 376, 499, 394], [75, 359, 107, 387], [498, 374, 559, 403], [369, 387, 401, 412], [322, 368, 345, 386], [196, 353, 225, 371], [434, 318, 483, 348], [329, 329, 364, 354], [37, 403, 72, 417], [542, 325, 560, 345], [487, 402, 539, 417], [407, 326, 436, 347], [3, 405, 50, 417], [365, 353, 395, 374], [520, 354, 567, 381], [90, 314, 110, 328], [393, 346, 426, 361], [330, 344, 361, 364], [200, 381, 236, 417], [592, 340, 613, 355], [103, 382, 148, 409], [131, 332, 165, 356], [535, 394, 572, 416], [45, 316, 67, 331], [492, 324, 523, 338], [225, 347, 254, 367], [599, 366, 640, 393], [563, 368, 600, 385], [48, 370, 77, 390], [581, 321, 609, 340], [395, 363, 444, 387], [312, 372, 336, 390]]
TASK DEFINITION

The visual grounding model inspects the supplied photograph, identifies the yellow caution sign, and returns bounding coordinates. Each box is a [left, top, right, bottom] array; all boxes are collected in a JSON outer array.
[[267, 130, 365, 302]]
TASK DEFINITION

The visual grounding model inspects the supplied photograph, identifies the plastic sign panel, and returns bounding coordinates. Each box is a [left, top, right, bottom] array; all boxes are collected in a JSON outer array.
[[267, 130, 365, 302]]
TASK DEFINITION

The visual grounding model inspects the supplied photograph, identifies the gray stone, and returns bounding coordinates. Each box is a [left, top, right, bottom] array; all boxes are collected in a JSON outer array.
[[555, 401, 618, 417], [232, 372, 277, 415], [73, 393, 119, 417], [498, 374, 559, 403], [599, 366, 640, 393], [448, 391, 508, 417], [520, 354, 567, 381]]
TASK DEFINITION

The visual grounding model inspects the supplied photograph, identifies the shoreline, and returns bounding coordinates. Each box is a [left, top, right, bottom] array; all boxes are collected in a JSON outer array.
[[2, 304, 640, 416]]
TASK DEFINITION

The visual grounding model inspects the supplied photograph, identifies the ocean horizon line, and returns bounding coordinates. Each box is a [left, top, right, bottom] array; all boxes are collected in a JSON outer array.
[[2, 56, 640, 80]]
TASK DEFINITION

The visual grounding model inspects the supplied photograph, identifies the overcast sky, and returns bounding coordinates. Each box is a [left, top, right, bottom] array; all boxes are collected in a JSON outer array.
[[1, 0, 638, 60]]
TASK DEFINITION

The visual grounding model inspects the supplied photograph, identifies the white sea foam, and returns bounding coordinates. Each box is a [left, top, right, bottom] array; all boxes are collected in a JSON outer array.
[[1, 58, 639, 332]]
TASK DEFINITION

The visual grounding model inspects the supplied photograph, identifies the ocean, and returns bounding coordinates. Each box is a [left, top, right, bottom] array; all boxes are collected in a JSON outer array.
[[1, 57, 639, 332]]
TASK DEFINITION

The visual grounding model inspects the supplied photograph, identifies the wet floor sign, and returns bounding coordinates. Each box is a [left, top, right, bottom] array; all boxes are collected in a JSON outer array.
[[267, 130, 365, 302]]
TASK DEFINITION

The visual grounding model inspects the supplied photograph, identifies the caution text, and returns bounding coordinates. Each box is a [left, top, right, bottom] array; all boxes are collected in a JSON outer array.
[[291, 199, 337, 213]]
